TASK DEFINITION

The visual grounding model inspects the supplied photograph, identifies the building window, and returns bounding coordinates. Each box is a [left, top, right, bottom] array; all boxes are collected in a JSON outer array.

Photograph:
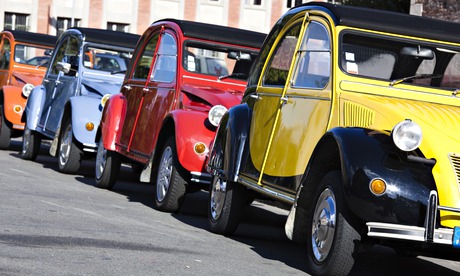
[[56, 17, 81, 37], [4, 12, 29, 31], [245, 0, 262, 6], [107, 22, 130, 33], [286, 0, 304, 8]]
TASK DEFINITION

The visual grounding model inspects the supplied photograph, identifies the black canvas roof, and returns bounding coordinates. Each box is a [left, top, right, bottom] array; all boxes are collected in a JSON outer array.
[[3, 30, 57, 47], [66, 28, 141, 49], [153, 19, 266, 49], [296, 2, 460, 44]]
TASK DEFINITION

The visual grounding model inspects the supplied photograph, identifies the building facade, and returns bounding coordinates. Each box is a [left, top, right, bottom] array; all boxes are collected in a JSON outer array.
[[0, 0, 322, 36]]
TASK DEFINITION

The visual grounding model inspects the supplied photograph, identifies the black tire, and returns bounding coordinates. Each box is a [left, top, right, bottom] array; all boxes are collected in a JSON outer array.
[[57, 117, 83, 174], [208, 148, 246, 235], [21, 122, 41, 160], [306, 171, 361, 276], [95, 140, 121, 189], [154, 136, 187, 212], [0, 104, 12, 149]]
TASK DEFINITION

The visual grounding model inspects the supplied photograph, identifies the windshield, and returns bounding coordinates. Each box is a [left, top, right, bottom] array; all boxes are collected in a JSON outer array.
[[183, 41, 259, 80], [14, 44, 51, 67], [340, 32, 460, 90], [83, 46, 132, 73]]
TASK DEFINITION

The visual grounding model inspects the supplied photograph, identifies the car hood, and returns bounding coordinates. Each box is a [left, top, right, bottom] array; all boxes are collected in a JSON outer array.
[[180, 83, 243, 109], [13, 71, 45, 86], [80, 75, 124, 97]]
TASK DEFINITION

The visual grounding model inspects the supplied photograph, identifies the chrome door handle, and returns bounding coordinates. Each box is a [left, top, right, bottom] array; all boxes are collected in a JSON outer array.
[[123, 85, 132, 90], [250, 94, 261, 100]]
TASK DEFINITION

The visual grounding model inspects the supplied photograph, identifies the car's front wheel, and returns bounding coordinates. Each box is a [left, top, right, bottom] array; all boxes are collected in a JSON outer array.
[[95, 139, 121, 189], [21, 122, 41, 160], [306, 171, 361, 276], [154, 136, 187, 213], [58, 117, 83, 174], [0, 104, 12, 149]]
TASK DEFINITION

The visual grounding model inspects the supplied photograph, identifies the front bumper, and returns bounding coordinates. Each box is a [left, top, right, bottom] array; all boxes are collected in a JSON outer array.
[[367, 191, 460, 249]]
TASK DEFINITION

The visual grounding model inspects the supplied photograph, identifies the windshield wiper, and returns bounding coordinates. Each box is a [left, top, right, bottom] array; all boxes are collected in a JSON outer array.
[[218, 73, 247, 81], [389, 74, 442, 87]]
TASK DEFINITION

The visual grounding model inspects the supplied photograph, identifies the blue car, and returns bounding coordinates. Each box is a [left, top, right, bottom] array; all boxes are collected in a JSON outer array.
[[21, 27, 139, 174]]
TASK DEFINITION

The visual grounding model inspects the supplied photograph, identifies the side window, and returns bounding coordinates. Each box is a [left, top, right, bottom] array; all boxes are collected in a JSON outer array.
[[0, 38, 11, 69], [50, 35, 80, 77], [292, 21, 331, 89], [152, 33, 177, 83], [263, 23, 301, 86], [440, 54, 460, 88], [132, 33, 159, 80]]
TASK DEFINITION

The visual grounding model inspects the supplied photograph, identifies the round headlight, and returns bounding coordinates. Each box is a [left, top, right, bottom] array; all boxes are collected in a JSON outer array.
[[101, 94, 111, 107], [392, 120, 422, 151], [208, 105, 227, 127], [22, 83, 34, 98]]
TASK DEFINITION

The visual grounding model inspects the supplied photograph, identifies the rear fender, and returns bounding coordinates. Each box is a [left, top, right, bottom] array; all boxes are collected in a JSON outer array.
[[99, 93, 126, 151], [24, 85, 46, 130], [207, 103, 251, 182], [69, 96, 103, 147]]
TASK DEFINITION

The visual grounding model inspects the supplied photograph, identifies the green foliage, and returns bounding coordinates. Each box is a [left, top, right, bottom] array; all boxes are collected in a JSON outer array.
[[339, 0, 410, 13]]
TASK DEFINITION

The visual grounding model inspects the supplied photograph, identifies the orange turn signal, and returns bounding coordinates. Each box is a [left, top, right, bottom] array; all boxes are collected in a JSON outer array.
[[194, 142, 207, 155], [85, 122, 95, 131], [370, 178, 386, 195]]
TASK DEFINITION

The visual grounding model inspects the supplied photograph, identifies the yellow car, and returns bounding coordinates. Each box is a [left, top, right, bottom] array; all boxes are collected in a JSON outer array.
[[206, 2, 460, 275]]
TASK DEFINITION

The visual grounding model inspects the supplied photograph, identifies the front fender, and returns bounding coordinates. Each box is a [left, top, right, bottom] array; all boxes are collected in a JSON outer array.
[[99, 93, 126, 150], [69, 96, 103, 147], [2, 85, 26, 127], [207, 103, 251, 182], [171, 110, 216, 173], [24, 85, 46, 130], [331, 127, 436, 226]]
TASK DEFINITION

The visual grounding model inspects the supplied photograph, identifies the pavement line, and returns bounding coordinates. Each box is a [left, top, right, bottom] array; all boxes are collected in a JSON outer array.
[[9, 168, 30, 174], [41, 200, 101, 217]]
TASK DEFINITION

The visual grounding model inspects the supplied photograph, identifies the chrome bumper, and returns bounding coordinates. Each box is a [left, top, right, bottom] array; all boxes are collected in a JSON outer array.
[[367, 191, 460, 248], [190, 171, 212, 185]]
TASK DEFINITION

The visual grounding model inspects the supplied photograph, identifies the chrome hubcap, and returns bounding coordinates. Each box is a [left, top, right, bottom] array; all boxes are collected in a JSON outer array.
[[156, 146, 173, 202], [59, 125, 72, 166], [311, 188, 336, 262], [95, 141, 107, 180], [210, 175, 226, 221]]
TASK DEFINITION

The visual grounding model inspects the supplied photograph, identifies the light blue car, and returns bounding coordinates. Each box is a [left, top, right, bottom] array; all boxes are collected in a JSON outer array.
[[21, 27, 139, 174]]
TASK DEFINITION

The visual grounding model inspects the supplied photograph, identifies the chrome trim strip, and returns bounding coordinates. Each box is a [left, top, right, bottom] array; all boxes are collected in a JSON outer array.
[[190, 171, 212, 185], [367, 222, 453, 245], [239, 177, 294, 204]]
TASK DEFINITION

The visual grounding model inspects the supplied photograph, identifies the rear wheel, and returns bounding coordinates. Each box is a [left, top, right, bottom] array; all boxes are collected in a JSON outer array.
[[154, 136, 187, 213], [95, 139, 121, 189], [21, 122, 41, 160], [306, 171, 361, 276], [58, 117, 83, 174], [0, 104, 12, 149]]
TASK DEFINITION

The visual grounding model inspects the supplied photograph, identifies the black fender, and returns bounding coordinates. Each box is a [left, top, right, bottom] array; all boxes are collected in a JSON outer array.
[[207, 103, 251, 182], [291, 127, 436, 242]]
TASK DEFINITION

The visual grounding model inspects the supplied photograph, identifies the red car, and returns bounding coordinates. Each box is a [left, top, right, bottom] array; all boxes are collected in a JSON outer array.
[[95, 19, 265, 212]]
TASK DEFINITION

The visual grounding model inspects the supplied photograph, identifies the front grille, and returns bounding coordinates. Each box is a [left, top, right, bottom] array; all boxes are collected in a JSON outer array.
[[343, 101, 375, 128], [449, 154, 460, 190]]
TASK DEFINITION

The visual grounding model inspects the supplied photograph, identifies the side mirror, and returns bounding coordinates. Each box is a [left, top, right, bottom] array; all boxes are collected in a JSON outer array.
[[400, 46, 434, 60], [55, 61, 71, 74], [44, 49, 53, 56], [227, 51, 252, 61]]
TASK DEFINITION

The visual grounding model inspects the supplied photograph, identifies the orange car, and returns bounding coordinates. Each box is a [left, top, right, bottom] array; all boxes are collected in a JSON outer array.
[[0, 30, 56, 149]]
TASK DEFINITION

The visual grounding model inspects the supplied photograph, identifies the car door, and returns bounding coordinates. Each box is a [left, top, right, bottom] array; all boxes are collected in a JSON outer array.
[[0, 36, 11, 87], [239, 19, 303, 183], [39, 35, 80, 135], [261, 17, 333, 192], [128, 31, 177, 157], [118, 30, 160, 153]]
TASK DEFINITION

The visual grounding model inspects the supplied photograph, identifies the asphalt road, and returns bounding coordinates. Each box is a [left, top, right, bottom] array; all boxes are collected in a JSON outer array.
[[0, 139, 459, 275]]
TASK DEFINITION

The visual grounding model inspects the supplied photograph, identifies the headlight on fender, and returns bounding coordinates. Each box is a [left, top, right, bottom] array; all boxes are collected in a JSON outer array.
[[22, 83, 34, 98], [101, 94, 111, 108], [392, 119, 422, 151], [208, 105, 227, 127]]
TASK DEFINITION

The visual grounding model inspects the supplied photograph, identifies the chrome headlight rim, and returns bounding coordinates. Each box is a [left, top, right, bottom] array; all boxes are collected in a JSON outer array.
[[100, 94, 111, 108], [22, 83, 34, 98], [391, 119, 422, 152], [208, 105, 227, 127]]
